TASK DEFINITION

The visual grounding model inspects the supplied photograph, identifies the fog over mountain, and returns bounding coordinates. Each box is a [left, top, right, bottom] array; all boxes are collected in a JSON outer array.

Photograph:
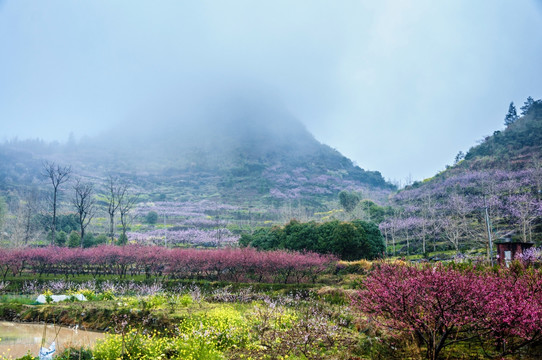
[[1, 1, 542, 181], [77, 89, 328, 171]]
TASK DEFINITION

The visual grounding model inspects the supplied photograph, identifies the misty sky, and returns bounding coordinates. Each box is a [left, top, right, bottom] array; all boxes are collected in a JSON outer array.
[[1, 1, 541, 183]]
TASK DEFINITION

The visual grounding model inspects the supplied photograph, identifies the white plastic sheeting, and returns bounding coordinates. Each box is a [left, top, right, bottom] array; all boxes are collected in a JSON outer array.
[[35, 294, 87, 304], [38, 341, 55, 360]]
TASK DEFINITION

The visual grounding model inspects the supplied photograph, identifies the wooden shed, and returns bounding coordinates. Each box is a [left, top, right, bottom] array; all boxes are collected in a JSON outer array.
[[495, 238, 534, 267]]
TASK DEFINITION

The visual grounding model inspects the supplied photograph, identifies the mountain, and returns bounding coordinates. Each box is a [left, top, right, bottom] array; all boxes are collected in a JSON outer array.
[[0, 97, 393, 210]]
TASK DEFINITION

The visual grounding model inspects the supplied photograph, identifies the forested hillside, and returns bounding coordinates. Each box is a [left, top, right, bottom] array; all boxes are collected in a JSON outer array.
[[380, 98, 542, 258]]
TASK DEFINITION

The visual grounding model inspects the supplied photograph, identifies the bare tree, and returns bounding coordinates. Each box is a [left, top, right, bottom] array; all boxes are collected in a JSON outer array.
[[105, 175, 127, 243], [420, 193, 439, 254], [20, 188, 42, 245], [119, 192, 138, 245], [10, 201, 43, 247], [278, 201, 311, 223], [439, 194, 472, 253], [42, 161, 71, 245], [72, 179, 95, 248]]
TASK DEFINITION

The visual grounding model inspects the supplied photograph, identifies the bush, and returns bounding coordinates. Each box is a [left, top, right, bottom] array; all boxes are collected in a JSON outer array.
[[94, 234, 109, 246], [14, 354, 36, 360], [338, 259, 373, 274], [68, 231, 81, 248], [82, 233, 95, 248], [145, 211, 159, 224], [55, 231, 67, 246], [179, 294, 193, 307], [117, 233, 128, 245], [98, 290, 115, 301], [92, 326, 224, 360]]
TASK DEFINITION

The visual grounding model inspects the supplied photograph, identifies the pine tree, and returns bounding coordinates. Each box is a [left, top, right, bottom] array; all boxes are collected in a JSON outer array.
[[454, 151, 465, 164], [520, 96, 535, 116], [504, 102, 518, 126]]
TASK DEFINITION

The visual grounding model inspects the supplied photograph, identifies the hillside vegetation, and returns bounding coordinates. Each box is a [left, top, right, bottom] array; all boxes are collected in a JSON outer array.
[[0, 98, 393, 250], [380, 99, 542, 258], [1, 98, 540, 260]]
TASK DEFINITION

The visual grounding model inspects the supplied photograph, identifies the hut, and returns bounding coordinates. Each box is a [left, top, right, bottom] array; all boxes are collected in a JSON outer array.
[[495, 237, 534, 267]]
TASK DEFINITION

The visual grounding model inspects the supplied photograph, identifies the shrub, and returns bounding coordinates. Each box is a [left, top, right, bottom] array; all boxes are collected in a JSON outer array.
[[145, 211, 158, 225], [338, 259, 373, 274], [117, 233, 128, 245], [179, 294, 193, 307], [68, 231, 81, 248], [55, 231, 67, 246]]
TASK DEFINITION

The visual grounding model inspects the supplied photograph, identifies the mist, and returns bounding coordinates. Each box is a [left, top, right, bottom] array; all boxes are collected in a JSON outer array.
[[1, 1, 541, 181]]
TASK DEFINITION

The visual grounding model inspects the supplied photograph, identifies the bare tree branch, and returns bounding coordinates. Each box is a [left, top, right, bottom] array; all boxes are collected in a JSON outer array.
[[42, 161, 71, 245], [119, 191, 138, 245], [72, 178, 95, 248], [105, 175, 127, 243]]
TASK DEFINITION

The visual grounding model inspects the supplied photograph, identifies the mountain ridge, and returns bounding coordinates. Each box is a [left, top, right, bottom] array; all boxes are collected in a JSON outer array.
[[0, 99, 394, 209]]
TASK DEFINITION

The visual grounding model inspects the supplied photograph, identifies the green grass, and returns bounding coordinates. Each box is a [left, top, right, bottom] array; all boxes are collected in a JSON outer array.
[[0, 294, 36, 305]]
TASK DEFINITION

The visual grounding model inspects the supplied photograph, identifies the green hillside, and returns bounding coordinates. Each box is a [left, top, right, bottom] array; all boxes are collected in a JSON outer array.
[[463, 101, 542, 166], [382, 99, 542, 259]]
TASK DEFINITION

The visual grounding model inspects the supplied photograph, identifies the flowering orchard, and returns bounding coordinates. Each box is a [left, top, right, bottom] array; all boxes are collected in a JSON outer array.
[[133, 200, 239, 219], [0, 245, 336, 284], [380, 168, 542, 256], [264, 166, 391, 203], [353, 262, 542, 359], [127, 201, 243, 246], [127, 228, 239, 247]]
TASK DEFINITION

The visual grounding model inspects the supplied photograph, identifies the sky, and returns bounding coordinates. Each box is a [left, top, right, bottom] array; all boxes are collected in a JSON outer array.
[[1, 1, 541, 183]]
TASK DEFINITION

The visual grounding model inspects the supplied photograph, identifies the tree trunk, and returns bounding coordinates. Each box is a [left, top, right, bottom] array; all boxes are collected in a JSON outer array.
[[109, 215, 115, 244], [52, 189, 57, 245]]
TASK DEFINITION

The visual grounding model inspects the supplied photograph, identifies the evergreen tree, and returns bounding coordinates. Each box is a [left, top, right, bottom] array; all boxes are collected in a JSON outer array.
[[504, 102, 519, 126], [339, 191, 361, 213], [117, 233, 128, 245], [55, 230, 67, 246], [240, 220, 384, 260], [68, 230, 81, 248], [520, 96, 535, 116], [454, 151, 465, 164], [145, 211, 158, 224]]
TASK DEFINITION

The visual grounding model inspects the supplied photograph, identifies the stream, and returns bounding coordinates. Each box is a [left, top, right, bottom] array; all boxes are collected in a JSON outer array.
[[0, 321, 106, 359]]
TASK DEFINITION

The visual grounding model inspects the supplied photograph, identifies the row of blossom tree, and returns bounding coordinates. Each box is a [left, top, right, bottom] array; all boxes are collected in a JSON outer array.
[[0, 245, 336, 284]]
